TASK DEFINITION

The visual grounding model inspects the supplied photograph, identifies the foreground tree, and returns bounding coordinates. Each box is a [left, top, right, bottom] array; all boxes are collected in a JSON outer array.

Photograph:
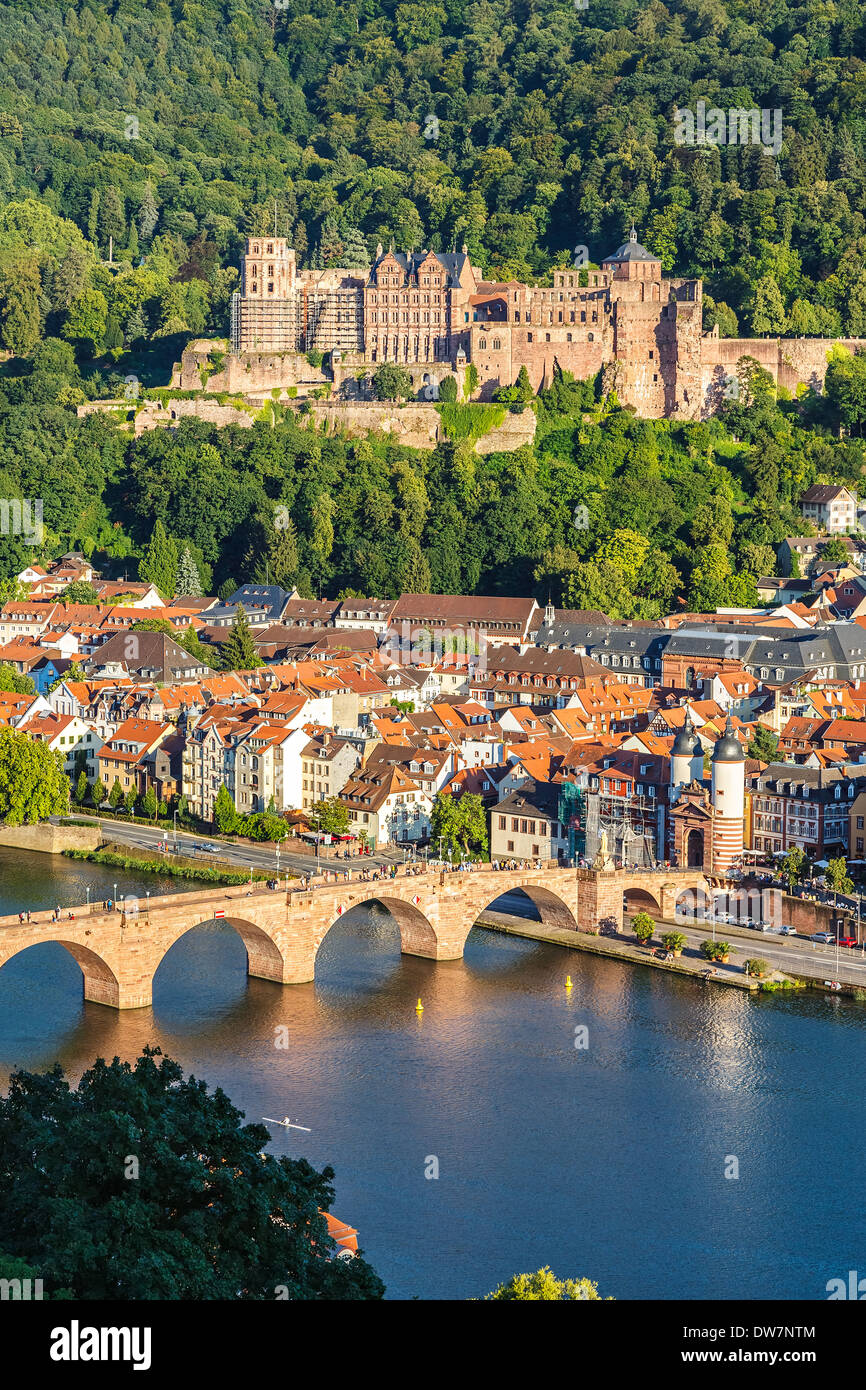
[[139, 519, 178, 599], [484, 1267, 608, 1300], [431, 791, 488, 859], [0, 727, 69, 824], [0, 1048, 384, 1300]]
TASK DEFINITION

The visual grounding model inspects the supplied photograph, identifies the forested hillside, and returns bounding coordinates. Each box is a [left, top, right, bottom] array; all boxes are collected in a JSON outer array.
[[0, 0, 865, 355], [1, 346, 864, 612]]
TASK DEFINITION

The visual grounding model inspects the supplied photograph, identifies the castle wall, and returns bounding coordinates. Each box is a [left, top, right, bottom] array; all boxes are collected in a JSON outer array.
[[470, 322, 608, 399], [699, 335, 866, 417]]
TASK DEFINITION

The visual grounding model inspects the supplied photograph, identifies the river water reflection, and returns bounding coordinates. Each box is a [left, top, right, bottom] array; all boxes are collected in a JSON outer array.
[[0, 847, 864, 1300]]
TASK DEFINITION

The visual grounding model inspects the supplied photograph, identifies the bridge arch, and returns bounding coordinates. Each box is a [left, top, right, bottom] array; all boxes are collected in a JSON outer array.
[[623, 886, 661, 918], [475, 878, 578, 933], [315, 895, 440, 967], [0, 938, 121, 1008], [153, 915, 289, 988]]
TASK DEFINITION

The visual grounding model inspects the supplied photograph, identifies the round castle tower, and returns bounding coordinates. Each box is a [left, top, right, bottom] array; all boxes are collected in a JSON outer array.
[[671, 713, 703, 789], [710, 714, 745, 875]]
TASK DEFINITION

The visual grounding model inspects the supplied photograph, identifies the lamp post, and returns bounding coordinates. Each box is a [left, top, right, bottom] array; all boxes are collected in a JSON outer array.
[[86, 885, 90, 914], [173, 808, 178, 852], [113, 883, 117, 909]]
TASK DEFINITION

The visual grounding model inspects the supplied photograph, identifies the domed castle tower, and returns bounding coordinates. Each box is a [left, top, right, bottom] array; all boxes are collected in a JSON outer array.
[[710, 714, 745, 874], [670, 713, 703, 791]]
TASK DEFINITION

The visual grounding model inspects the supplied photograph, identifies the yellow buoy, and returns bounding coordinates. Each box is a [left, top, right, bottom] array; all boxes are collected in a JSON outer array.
[[415, 998, 424, 1013], [565, 975, 573, 989]]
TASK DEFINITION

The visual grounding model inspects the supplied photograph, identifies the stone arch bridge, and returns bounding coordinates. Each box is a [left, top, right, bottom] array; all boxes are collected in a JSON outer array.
[[0, 866, 719, 1010]]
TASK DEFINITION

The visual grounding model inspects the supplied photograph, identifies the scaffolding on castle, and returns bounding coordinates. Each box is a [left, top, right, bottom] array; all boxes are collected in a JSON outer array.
[[230, 292, 302, 354], [230, 287, 364, 356]]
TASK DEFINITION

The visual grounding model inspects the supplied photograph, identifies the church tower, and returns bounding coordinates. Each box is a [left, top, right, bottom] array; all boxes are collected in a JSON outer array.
[[710, 714, 745, 874], [671, 713, 702, 790]]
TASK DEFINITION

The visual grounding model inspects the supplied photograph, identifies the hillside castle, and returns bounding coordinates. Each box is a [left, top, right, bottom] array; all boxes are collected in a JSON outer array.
[[210, 231, 866, 418]]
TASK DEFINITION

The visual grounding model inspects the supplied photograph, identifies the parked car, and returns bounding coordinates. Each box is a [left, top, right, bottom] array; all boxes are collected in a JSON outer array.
[[779, 925, 798, 936], [838, 936, 858, 948], [811, 932, 836, 944]]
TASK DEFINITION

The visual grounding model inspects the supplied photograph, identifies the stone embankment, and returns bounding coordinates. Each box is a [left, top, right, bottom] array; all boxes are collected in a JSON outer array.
[[0, 822, 103, 855]]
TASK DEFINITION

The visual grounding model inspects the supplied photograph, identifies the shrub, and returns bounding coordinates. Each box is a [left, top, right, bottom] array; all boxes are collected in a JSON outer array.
[[632, 912, 655, 943], [744, 958, 770, 978]]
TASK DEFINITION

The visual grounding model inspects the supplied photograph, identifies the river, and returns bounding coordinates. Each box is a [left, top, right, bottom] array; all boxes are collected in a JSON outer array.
[[0, 847, 863, 1301]]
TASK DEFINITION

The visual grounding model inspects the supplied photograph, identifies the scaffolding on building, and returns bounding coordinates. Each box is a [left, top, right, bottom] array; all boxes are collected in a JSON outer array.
[[230, 286, 364, 356], [583, 788, 662, 869]]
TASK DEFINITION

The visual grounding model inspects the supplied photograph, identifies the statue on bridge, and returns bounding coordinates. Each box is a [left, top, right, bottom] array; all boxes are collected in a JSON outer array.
[[592, 829, 615, 872]]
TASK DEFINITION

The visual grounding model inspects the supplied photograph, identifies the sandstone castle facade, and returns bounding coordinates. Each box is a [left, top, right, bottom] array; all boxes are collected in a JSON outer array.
[[221, 231, 865, 419]]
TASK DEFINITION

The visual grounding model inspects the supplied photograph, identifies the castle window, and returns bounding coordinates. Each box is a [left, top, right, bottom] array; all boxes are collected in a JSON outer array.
[[492, 339, 501, 350], [581, 311, 586, 322], [545, 333, 550, 342], [567, 333, 572, 342], [527, 333, 533, 342], [588, 332, 594, 341]]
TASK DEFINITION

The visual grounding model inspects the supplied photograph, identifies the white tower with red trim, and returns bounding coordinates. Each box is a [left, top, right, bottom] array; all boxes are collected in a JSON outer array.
[[710, 714, 745, 874]]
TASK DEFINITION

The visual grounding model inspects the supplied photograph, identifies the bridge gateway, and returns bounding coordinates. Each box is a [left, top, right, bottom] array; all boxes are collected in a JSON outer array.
[[0, 866, 717, 1009]]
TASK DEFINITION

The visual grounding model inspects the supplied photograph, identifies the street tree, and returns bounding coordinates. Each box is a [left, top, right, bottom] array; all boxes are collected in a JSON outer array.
[[0, 727, 69, 824]]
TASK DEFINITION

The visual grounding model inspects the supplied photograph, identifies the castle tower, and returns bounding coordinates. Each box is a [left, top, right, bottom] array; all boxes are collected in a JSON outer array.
[[240, 236, 295, 300], [710, 714, 745, 875], [671, 713, 702, 789]]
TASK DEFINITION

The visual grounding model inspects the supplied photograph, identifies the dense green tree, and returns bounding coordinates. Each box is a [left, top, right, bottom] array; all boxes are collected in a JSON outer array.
[[0, 664, 35, 694], [221, 604, 262, 670], [57, 581, 99, 605], [0, 727, 69, 825], [139, 519, 178, 599], [213, 783, 240, 834], [0, 1048, 384, 1300], [109, 777, 124, 810], [372, 363, 413, 401], [309, 798, 349, 837], [484, 1268, 608, 1300], [748, 726, 779, 763]]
